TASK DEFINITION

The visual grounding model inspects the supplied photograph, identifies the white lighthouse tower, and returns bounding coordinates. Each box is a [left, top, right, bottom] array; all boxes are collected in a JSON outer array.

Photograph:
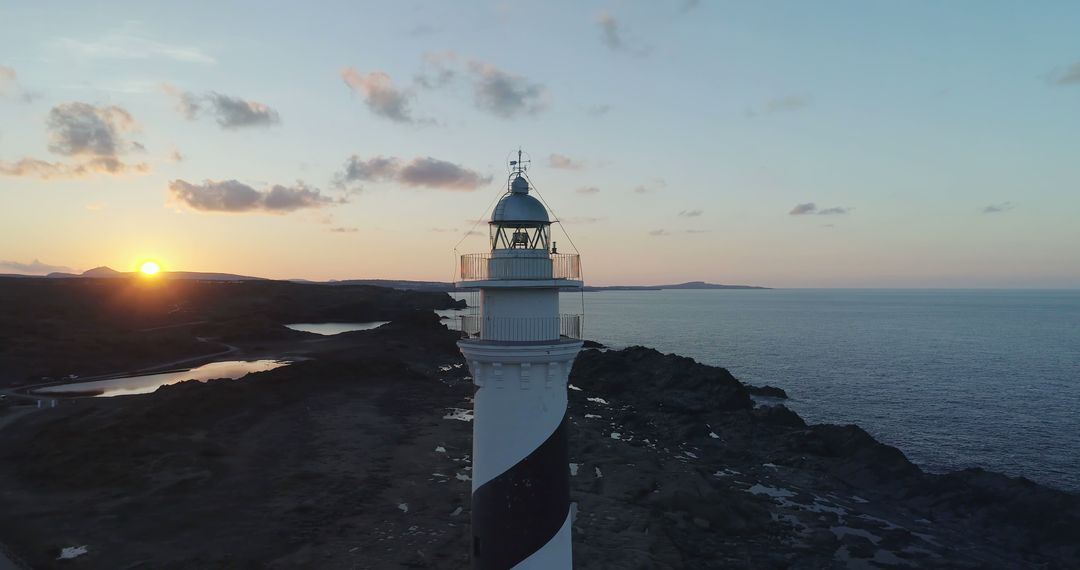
[[457, 152, 583, 569]]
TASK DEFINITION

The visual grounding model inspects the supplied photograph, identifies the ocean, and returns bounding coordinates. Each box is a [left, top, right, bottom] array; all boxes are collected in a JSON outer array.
[[544, 289, 1080, 493]]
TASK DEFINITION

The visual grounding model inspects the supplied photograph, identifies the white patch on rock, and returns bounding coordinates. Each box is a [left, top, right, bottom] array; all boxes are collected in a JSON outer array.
[[747, 484, 794, 498], [684, 451, 698, 459], [569, 463, 580, 476], [57, 545, 88, 560], [587, 397, 609, 405], [443, 408, 474, 422], [451, 507, 463, 517], [456, 472, 471, 482], [709, 432, 720, 439], [584, 413, 602, 419], [435, 446, 446, 453], [762, 462, 778, 469], [610, 432, 622, 440], [594, 467, 603, 478], [397, 503, 409, 513], [568, 384, 582, 391]]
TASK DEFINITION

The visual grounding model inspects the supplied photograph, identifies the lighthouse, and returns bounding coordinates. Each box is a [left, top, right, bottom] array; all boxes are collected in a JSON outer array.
[[457, 153, 583, 569]]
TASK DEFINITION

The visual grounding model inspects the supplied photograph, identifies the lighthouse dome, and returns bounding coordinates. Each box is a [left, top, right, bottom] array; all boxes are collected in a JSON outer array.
[[492, 177, 549, 223]]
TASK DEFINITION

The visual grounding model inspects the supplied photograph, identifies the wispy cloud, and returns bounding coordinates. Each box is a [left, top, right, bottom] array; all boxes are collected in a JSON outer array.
[[329, 227, 358, 233], [587, 104, 612, 117], [596, 10, 651, 57], [549, 153, 585, 170], [163, 84, 280, 129], [746, 94, 812, 117], [562, 216, 606, 224], [467, 60, 548, 118], [0, 65, 40, 103], [169, 179, 340, 214], [415, 50, 458, 89], [982, 202, 1015, 214], [341, 68, 417, 123], [789, 202, 851, 216], [334, 155, 491, 192], [0, 259, 72, 275], [1050, 62, 1080, 86], [54, 29, 215, 64], [576, 186, 600, 195], [648, 229, 671, 237], [633, 178, 666, 194], [684, 229, 709, 234], [678, 209, 703, 217]]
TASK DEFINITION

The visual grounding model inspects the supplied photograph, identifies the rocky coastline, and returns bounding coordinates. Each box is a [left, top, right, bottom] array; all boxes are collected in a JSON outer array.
[[0, 302, 1077, 568]]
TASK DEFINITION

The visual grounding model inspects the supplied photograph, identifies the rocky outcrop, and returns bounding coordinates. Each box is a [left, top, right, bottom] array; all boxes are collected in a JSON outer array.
[[0, 328, 1076, 568]]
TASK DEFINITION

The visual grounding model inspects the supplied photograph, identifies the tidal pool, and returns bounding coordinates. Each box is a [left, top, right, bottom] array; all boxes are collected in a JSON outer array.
[[33, 360, 291, 398], [285, 322, 389, 335]]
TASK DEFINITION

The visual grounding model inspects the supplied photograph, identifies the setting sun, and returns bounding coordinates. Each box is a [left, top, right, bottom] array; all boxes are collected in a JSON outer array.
[[139, 261, 161, 276]]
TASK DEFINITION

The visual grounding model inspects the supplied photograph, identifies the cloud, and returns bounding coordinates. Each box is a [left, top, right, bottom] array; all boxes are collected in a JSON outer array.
[[678, 209, 703, 217], [746, 94, 812, 117], [163, 84, 280, 129], [1050, 62, 1080, 85], [982, 202, 1014, 214], [562, 216, 605, 224], [334, 155, 491, 192], [0, 259, 73, 275], [169, 179, 339, 214], [789, 202, 850, 216], [329, 227, 358, 233], [0, 157, 149, 179], [204, 93, 280, 128], [55, 30, 215, 64], [415, 51, 458, 89], [0, 65, 13, 90], [1, 102, 150, 179], [587, 104, 612, 117], [336, 155, 400, 187], [684, 229, 709, 234], [648, 229, 671, 237], [0, 65, 36, 101], [47, 102, 139, 156], [341, 68, 415, 123], [549, 153, 584, 170], [398, 157, 492, 190], [430, 227, 458, 233], [633, 178, 667, 194], [596, 11, 651, 57], [467, 61, 548, 118], [576, 186, 600, 195], [168, 149, 184, 162]]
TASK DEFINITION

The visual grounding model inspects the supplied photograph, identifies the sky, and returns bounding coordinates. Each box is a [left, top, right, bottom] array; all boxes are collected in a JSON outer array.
[[1, 1, 1079, 288]]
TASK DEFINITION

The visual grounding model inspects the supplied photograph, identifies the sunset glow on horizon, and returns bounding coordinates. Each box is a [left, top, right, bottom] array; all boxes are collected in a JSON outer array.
[[2, 3, 1080, 288]]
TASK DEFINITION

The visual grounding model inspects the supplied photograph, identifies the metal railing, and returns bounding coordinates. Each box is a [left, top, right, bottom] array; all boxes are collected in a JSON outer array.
[[459, 253, 581, 281], [453, 314, 583, 342]]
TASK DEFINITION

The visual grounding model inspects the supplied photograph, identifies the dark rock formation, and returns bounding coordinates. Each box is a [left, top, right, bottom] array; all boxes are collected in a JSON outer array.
[[745, 384, 788, 398], [0, 321, 1077, 568]]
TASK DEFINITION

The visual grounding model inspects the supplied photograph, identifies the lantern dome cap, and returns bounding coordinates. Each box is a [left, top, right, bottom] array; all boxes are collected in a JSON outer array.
[[492, 191, 549, 223]]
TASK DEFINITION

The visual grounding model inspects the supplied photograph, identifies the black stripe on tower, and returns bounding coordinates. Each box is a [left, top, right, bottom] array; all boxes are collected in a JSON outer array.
[[472, 413, 570, 570]]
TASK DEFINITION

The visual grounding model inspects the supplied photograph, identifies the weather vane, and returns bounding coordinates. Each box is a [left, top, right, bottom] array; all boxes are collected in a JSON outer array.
[[509, 147, 530, 175]]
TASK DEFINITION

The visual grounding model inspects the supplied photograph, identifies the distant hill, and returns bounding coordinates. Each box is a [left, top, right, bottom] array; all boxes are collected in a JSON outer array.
[[583, 281, 769, 291], [2, 267, 767, 290], [42, 266, 266, 282]]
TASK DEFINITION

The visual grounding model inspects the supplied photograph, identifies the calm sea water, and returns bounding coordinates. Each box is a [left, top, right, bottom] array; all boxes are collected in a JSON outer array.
[[545, 289, 1080, 492]]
